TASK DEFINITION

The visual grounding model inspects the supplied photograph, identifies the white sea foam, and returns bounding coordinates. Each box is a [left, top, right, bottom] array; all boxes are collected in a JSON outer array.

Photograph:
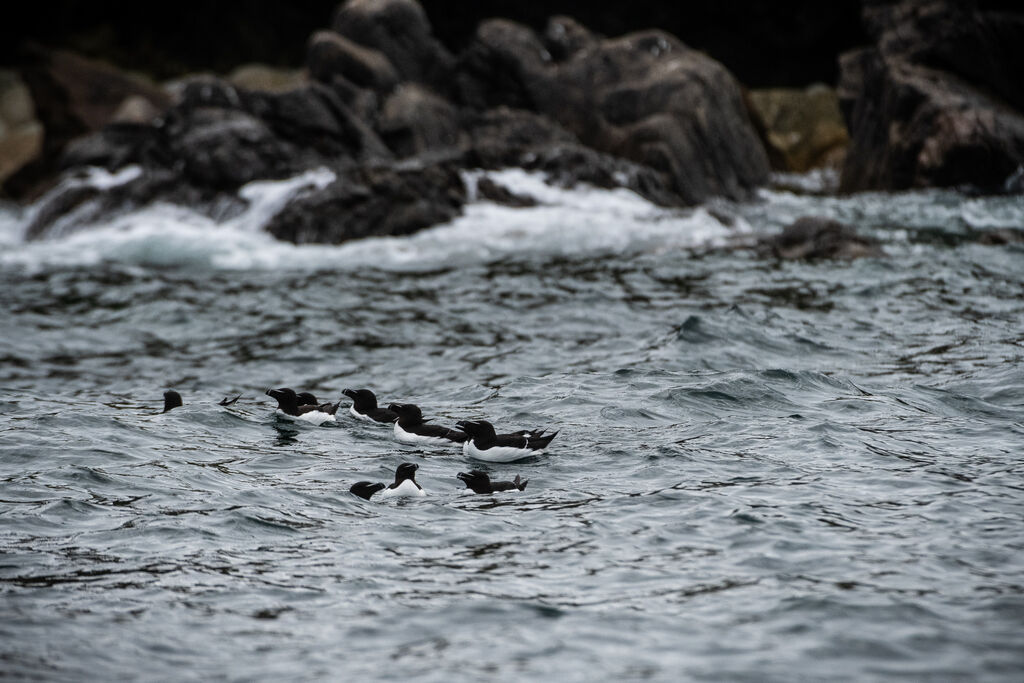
[[0, 167, 740, 272]]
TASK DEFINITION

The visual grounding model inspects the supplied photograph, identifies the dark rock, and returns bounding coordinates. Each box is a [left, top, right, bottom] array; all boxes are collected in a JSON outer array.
[[457, 18, 770, 204], [543, 16, 599, 63], [264, 161, 465, 244], [6, 47, 172, 198], [474, 176, 538, 207], [332, 0, 455, 94], [62, 76, 391, 190], [307, 30, 399, 94], [378, 83, 460, 157], [24, 166, 201, 240], [760, 216, 884, 260], [458, 107, 685, 207], [839, 1, 1024, 193]]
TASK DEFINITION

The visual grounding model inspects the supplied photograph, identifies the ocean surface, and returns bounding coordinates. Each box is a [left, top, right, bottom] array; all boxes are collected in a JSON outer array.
[[1, 169, 1022, 681]]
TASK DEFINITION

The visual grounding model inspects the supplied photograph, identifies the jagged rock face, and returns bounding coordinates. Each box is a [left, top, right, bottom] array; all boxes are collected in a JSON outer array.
[[838, 0, 1024, 193], [456, 17, 770, 204]]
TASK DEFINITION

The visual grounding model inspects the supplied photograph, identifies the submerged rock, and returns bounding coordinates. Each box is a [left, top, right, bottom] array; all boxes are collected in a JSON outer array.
[[760, 216, 884, 260], [838, 0, 1024, 193]]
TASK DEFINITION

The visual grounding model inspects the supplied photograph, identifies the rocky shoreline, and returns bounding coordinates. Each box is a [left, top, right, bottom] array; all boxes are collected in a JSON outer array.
[[3, 0, 1021, 247]]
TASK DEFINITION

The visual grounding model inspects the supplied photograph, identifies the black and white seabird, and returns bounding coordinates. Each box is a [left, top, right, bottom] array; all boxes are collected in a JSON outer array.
[[295, 392, 319, 407], [342, 388, 399, 424], [455, 420, 557, 462], [389, 403, 468, 446], [266, 387, 340, 424], [350, 462, 425, 500], [163, 390, 183, 413], [457, 470, 528, 494]]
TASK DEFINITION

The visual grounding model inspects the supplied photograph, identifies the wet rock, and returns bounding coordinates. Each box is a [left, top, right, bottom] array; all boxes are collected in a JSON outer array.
[[307, 30, 399, 94], [378, 83, 460, 157], [747, 85, 849, 172], [839, 1, 1024, 193], [332, 0, 455, 94], [264, 161, 465, 244], [474, 176, 538, 207], [760, 216, 884, 260], [457, 17, 769, 204], [459, 107, 684, 207]]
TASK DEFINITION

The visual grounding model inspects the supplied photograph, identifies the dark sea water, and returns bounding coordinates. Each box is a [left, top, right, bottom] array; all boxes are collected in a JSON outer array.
[[1, 170, 1023, 681]]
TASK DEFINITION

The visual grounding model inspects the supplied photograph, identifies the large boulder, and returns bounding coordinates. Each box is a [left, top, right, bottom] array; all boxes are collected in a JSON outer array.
[[838, 0, 1024, 192], [456, 17, 770, 204], [331, 0, 455, 94], [264, 162, 465, 244], [306, 30, 399, 94], [378, 83, 460, 157]]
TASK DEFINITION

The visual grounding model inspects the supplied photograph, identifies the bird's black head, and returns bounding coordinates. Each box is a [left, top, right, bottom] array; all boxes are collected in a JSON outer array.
[[163, 390, 183, 413], [388, 403, 424, 424], [295, 391, 318, 406], [455, 419, 496, 441], [395, 462, 419, 484], [456, 470, 492, 493], [343, 388, 378, 410], [267, 387, 299, 414]]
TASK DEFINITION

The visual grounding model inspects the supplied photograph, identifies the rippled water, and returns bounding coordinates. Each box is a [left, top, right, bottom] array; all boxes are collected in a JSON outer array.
[[1, 173, 1023, 680]]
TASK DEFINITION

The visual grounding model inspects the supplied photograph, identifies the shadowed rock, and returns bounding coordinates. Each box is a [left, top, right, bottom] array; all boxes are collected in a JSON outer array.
[[307, 30, 400, 94], [457, 16, 770, 204], [838, 0, 1024, 193], [332, 0, 455, 93]]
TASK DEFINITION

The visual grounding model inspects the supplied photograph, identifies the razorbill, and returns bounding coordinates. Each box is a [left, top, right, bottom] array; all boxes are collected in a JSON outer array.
[[456, 420, 557, 462], [350, 462, 425, 500], [266, 387, 340, 424], [163, 390, 183, 413], [389, 403, 467, 445], [457, 470, 528, 494], [295, 392, 319, 407], [342, 388, 399, 423]]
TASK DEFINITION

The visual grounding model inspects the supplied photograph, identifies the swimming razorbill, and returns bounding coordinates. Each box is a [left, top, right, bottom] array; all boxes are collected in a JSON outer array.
[[457, 470, 528, 494], [455, 420, 557, 462], [266, 387, 340, 424], [342, 388, 399, 423], [162, 390, 183, 413], [295, 392, 319, 407], [389, 403, 468, 445], [350, 462, 425, 500]]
